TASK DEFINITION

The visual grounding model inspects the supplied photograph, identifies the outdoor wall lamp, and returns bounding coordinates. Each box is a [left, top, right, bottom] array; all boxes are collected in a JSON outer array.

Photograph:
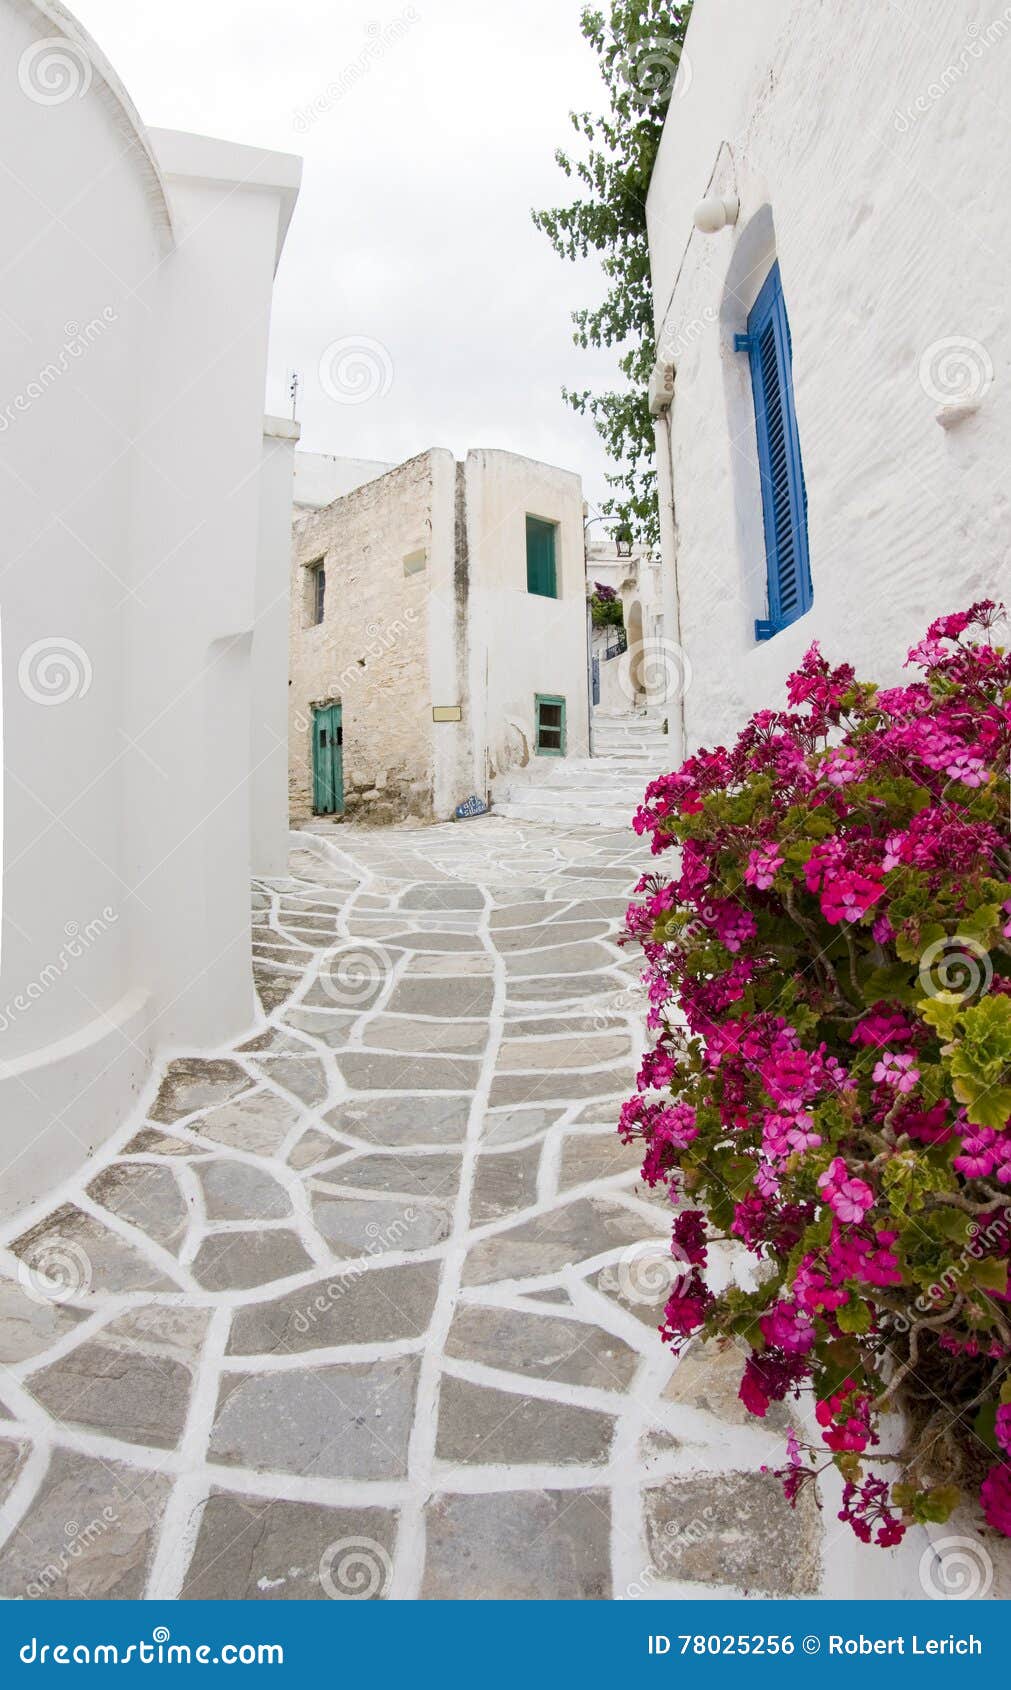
[[693, 193, 739, 233]]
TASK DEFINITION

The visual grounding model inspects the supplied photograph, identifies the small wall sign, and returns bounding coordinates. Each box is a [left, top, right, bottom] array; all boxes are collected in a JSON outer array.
[[432, 705, 462, 722], [455, 794, 489, 819]]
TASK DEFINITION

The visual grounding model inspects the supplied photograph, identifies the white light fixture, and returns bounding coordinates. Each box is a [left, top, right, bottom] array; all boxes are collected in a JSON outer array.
[[693, 193, 739, 234], [648, 360, 675, 416]]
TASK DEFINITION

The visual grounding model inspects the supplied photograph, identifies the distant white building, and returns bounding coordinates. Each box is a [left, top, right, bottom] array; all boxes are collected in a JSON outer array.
[[646, 0, 1008, 763], [0, 0, 300, 1213], [289, 448, 590, 822], [586, 537, 665, 717]]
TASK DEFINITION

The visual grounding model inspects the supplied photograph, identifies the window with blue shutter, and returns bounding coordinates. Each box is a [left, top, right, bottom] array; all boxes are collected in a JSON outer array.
[[526, 515, 558, 598], [736, 263, 812, 640]]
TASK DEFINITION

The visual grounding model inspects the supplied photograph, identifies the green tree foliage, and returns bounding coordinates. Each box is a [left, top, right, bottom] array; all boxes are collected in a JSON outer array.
[[533, 3, 693, 548]]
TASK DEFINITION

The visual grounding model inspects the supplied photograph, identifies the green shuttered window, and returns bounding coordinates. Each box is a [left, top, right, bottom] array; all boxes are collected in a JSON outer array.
[[535, 694, 566, 756], [526, 516, 558, 598]]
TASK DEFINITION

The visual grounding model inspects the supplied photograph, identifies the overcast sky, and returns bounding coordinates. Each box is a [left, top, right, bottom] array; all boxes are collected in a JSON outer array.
[[73, 0, 623, 510]]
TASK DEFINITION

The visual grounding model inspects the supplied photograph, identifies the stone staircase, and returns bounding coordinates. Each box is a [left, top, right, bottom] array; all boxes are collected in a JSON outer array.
[[491, 707, 671, 829]]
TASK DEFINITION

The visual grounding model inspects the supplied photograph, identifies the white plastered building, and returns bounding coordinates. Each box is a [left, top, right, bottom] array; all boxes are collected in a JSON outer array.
[[646, 0, 1010, 765], [0, 0, 301, 1213], [288, 447, 591, 823]]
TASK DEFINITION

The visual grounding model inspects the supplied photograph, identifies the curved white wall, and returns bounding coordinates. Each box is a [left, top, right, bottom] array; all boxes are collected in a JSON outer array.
[[0, 1, 300, 1213]]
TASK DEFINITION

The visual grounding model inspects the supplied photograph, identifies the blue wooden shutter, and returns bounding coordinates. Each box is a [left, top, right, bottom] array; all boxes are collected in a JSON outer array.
[[526, 516, 558, 598], [737, 263, 812, 640]]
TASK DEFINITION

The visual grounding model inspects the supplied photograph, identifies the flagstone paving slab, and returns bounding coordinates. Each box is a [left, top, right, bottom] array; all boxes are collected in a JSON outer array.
[[149, 1059, 252, 1124], [421, 1490, 612, 1600], [445, 1305, 639, 1390], [0, 815, 837, 1601], [385, 978, 495, 1017], [0, 1450, 170, 1600], [181, 1492, 399, 1600], [227, 1261, 442, 1354], [209, 1359, 418, 1479], [310, 1194, 451, 1254], [191, 1230, 313, 1292], [436, 1376, 614, 1466], [11, 1206, 179, 1297], [320, 1151, 463, 1199], [642, 1473, 821, 1597], [0, 1281, 87, 1364], [324, 1095, 471, 1146], [471, 1145, 542, 1222], [462, 1197, 650, 1286], [195, 1091, 301, 1155], [335, 1053, 481, 1092], [26, 1339, 193, 1449]]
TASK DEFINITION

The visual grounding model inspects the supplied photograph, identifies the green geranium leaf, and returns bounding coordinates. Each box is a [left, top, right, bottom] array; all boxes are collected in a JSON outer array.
[[967, 1257, 1010, 1294], [836, 1300, 872, 1334]]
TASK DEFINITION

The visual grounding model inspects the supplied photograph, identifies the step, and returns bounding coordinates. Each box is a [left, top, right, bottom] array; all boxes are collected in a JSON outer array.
[[492, 800, 636, 829], [495, 784, 646, 809], [499, 766, 654, 791], [592, 730, 669, 748]]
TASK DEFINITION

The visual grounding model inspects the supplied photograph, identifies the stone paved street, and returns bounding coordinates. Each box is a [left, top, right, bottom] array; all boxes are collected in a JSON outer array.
[[0, 817, 824, 1600]]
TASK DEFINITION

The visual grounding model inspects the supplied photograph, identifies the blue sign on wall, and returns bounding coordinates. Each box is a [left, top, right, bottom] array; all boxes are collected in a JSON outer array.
[[455, 794, 489, 819]]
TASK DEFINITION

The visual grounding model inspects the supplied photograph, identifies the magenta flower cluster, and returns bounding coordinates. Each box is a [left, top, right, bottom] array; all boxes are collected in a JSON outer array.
[[620, 603, 1011, 1547]]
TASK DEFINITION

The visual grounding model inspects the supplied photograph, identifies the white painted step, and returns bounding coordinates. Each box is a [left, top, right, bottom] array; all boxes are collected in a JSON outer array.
[[493, 801, 636, 829]]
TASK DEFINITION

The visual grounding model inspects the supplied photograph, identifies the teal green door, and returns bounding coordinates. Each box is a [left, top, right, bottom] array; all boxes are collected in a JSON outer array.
[[312, 704, 343, 814]]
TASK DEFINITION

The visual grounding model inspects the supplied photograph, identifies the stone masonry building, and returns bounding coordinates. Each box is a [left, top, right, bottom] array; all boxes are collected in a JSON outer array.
[[288, 448, 590, 823]]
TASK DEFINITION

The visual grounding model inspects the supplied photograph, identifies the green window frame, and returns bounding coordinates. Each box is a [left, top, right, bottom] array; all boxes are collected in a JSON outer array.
[[307, 559, 325, 626], [535, 693, 566, 757], [525, 515, 558, 598]]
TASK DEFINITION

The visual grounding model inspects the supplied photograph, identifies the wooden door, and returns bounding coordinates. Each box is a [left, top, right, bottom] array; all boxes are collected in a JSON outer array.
[[312, 704, 343, 814]]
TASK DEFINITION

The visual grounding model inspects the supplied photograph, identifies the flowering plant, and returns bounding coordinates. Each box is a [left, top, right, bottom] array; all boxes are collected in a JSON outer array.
[[621, 604, 1011, 1545]]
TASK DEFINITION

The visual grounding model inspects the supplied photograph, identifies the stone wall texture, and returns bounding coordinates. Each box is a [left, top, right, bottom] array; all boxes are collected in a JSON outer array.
[[288, 452, 439, 823], [647, 0, 1010, 753]]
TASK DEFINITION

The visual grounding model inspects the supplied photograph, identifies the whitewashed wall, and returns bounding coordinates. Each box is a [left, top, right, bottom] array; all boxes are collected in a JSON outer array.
[[465, 450, 590, 777], [647, 0, 1010, 755], [253, 417, 301, 878], [0, 0, 300, 1214], [293, 451, 395, 511]]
